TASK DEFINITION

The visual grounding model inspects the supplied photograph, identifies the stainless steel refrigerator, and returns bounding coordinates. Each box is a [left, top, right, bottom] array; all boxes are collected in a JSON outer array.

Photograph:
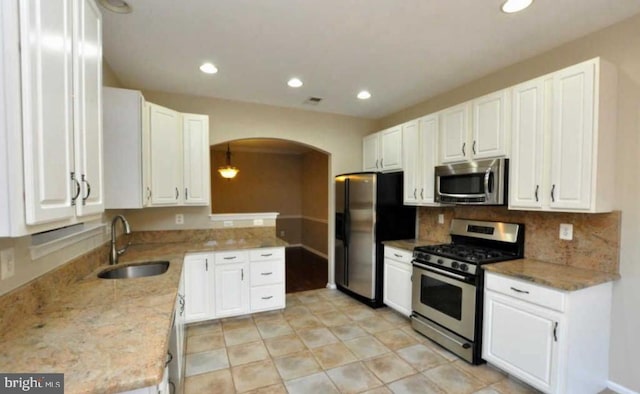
[[335, 172, 416, 307]]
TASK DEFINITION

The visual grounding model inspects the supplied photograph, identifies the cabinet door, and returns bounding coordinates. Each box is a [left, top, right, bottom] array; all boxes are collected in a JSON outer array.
[[20, 0, 76, 224], [402, 120, 420, 204], [472, 90, 509, 159], [73, 0, 103, 217], [550, 61, 595, 210], [182, 114, 210, 205], [380, 126, 402, 171], [483, 291, 560, 393], [184, 254, 213, 322], [215, 262, 250, 318], [439, 102, 470, 164], [383, 258, 412, 317], [509, 78, 548, 209], [362, 133, 379, 171], [149, 103, 182, 205], [418, 114, 438, 204]]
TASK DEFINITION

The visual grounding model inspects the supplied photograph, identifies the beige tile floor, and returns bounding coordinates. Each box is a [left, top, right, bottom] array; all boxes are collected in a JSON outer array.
[[183, 288, 612, 394]]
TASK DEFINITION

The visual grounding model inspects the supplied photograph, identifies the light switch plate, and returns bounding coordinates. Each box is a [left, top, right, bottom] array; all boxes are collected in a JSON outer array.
[[1, 248, 16, 280], [559, 223, 573, 240]]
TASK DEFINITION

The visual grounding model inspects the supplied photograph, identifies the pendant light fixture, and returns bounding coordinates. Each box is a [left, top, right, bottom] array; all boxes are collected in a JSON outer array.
[[218, 143, 239, 179]]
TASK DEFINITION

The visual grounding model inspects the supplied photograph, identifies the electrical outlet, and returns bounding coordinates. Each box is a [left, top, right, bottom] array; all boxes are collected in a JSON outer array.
[[438, 214, 445, 224], [1, 248, 16, 280], [175, 214, 184, 225], [224, 220, 233, 227], [279, 230, 285, 237], [559, 223, 573, 240]]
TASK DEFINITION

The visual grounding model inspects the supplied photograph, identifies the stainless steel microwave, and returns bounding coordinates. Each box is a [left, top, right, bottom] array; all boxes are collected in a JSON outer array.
[[434, 158, 507, 205]]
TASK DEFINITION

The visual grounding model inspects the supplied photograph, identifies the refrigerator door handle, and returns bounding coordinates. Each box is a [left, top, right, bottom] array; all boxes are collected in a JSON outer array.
[[344, 210, 351, 247]]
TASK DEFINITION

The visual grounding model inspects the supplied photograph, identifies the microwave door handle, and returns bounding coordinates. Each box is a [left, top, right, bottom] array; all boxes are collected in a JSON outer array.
[[439, 192, 485, 198], [484, 168, 492, 200]]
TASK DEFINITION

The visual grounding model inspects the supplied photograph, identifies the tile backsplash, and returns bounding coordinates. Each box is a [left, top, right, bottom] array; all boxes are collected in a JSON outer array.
[[418, 207, 621, 274]]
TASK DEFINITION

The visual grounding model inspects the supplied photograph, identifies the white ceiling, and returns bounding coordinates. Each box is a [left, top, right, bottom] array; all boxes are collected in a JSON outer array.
[[102, 0, 640, 119]]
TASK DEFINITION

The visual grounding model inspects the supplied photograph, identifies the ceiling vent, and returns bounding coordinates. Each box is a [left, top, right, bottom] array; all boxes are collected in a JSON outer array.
[[304, 97, 323, 105]]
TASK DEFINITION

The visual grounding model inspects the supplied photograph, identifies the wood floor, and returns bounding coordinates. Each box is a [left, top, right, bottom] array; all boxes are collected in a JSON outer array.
[[285, 247, 328, 293]]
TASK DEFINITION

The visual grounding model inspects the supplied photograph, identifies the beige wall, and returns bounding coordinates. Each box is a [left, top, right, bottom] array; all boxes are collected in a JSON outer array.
[[379, 13, 640, 392], [301, 150, 329, 255]]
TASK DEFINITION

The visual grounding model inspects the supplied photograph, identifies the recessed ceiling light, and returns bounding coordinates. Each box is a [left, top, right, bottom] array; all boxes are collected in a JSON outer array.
[[287, 78, 303, 88], [200, 62, 218, 74], [357, 90, 372, 100], [501, 0, 533, 13], [97, 0, 132, 14]]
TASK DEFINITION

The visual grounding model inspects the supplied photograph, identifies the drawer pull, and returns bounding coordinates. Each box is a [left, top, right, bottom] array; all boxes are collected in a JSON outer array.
[[394, 253, 403, 258], [224, 256, 237, 260], [261, 296, 273, 300], [261, 272, 273, 276], [510, 286, 530, 294], [261, 253, 273, 257]]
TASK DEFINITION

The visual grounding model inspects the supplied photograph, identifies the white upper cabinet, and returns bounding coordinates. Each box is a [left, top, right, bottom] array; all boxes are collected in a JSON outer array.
[[20, 0, 77, 225], [149, 103, 182, 206], [104, 91, 210, 209], [73, 0, 103, 217], [509, 76, 549, 210], [439, 102, 471, 164], [182, 113, 210, 205], [472, 89, 510, 159], [439, 90, 509, 164], [362, 126, 403, 172], [403, 114, 439, 205], [0, 0, 103, 235], [509, 58, 616, 213]]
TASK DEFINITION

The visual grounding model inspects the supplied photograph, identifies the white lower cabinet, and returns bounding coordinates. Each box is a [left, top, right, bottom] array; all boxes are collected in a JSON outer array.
[[483, 271, 612, 394], [169, 271, 185, 394], [383, 246, 413, 317], [183, 247, 285, 322]]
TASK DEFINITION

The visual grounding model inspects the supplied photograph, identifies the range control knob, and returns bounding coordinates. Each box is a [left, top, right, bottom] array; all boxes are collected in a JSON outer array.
[[451, 261, 459, 269], [460, 264, 469, 272], [424, 254, 432, 261], [436, 259, 444, 265]]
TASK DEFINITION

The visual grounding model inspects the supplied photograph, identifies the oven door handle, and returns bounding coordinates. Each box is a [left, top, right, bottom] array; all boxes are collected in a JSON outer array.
[[413, 261, 468, 281]]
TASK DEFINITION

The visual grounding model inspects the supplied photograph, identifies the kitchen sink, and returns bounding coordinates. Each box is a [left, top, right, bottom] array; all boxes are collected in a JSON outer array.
[[97, 261, 170, 279]]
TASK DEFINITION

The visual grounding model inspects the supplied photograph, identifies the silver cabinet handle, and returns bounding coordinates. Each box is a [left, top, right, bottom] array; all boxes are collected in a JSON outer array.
[[510, 286, 530, 294], [534, 185, 539, 202], [81, 174, 91, 205], [261, 296, 273, 300], [223, 256, 237, 260], [413, 188, 417, 198], [70, 172, 81, 206], [420, 188, 424, 199], [553, 322, 558, 342], [380, 158, 383, 167], [394, 253, 402, 258], [241, 268, 244, 280], [375, 159, 379, 169], [165, 351, 173, 367], [461, 142, 466, 156], [178, 294, 185, 316], [261, 253, 273, 257], [472, 140, 477, 155], [185, 188, 188, 200], [551, 184, 556, 202], [146, 187, 152, 201], [175, 187, 179, 200], [261, 272, 273, 276], [205, 259, 208, 271]]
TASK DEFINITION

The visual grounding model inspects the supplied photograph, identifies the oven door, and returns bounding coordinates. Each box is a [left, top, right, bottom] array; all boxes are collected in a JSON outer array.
[[412, 261, 477, 340]]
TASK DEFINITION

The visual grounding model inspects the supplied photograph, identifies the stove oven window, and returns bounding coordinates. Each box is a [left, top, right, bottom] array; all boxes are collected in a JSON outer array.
[[420, 275, 462, 320]]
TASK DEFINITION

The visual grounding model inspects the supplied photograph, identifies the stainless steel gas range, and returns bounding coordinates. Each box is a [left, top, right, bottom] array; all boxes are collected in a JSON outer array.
[[411, 219, 524, 364]]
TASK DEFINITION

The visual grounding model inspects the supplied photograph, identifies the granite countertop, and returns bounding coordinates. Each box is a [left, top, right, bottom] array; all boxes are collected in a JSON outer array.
[[483, 258, 621, 291], [0, 239, 287, 394], [382, 239, 439, 251]]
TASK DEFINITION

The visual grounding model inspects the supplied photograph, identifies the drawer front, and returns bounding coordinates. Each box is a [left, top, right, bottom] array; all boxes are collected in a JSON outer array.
[[485, 272, 566, 312], [251, 284, 285, 312], [384, 246, 413, 264], [251, 260, 284, 286], [214, 250, 248, 264], [249, 247, 284, 261]]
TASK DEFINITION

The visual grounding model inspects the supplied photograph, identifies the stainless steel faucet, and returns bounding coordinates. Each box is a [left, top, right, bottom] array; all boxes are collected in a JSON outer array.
[[110, 215, 132, 265]]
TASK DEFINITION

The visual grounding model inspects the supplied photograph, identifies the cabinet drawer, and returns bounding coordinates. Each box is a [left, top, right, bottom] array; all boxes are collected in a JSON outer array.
[[249, 247, 284, 261], [251, 260, 284, 286], [251, 284, 285, 312], [384, 246, 413, 264], [215, 250, 248, 264], [485, 272, 565, 312]]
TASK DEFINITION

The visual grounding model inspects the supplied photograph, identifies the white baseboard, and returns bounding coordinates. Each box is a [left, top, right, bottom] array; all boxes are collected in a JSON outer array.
[[609, 380, 639, 394], [326, 282, 337, 289]]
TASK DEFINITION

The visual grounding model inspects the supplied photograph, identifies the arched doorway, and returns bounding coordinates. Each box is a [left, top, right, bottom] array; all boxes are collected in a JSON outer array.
[[210, 138, 330, 293]]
